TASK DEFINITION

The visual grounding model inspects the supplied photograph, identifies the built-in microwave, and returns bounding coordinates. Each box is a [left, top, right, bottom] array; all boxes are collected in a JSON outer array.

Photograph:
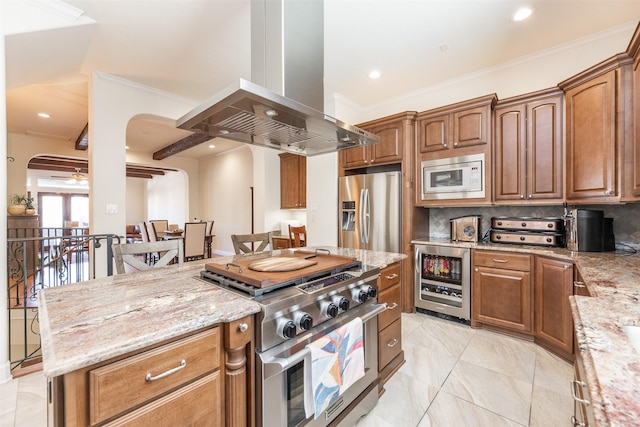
[[421, 153, 485, 200]]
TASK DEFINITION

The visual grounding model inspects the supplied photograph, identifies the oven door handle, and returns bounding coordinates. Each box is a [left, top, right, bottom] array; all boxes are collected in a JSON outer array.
[[261, 303, 389, 379]]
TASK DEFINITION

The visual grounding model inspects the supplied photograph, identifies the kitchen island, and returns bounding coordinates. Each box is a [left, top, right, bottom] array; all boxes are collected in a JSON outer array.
[[413, 237, 640, 427], [39, 246, 406, 426]]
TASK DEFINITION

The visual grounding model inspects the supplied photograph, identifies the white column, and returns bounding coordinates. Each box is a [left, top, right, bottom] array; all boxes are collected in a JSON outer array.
[[0, 0, 12, 383]]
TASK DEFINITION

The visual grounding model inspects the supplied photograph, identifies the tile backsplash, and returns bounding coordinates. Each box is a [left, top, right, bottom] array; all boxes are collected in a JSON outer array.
[[424, 203, 640, 249]]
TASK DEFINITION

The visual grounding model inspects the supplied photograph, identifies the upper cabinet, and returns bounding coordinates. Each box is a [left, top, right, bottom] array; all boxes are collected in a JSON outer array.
[[559, 53, 636, 203], [494, 88, 563, 204], [340, 112, 416, 171], [279, 153, 306, 209], [417, 94, 497, 158], [627, 24, 640, 198]]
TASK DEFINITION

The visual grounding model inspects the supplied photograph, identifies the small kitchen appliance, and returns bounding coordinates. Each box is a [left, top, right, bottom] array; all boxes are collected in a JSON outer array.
[[450, 215, 481, 242], [565, 209, 615, 252], [490, 216, 564, 247], [421, 153, 485, 201]]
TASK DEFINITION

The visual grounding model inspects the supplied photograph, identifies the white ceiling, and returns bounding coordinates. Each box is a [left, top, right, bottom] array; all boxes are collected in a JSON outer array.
[[4, 0, 640, 163]]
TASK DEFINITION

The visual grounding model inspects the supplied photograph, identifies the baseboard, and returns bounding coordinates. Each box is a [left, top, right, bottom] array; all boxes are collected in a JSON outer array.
[[0, 360, 11, 384]]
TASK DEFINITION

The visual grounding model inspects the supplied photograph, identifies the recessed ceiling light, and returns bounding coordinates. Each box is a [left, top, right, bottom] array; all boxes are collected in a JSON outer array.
[[208, 144, 216, 149], [513, 7, 533, 21], [368, 70, 381, 80], [38, 112, 50, 119]]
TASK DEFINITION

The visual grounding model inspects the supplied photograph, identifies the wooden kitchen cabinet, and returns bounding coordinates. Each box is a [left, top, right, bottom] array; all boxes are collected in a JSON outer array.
[[54, 316, 254, 427], [494, 88, 563, 204], [416, 94, 496, 156], [471, 250, 533, 335], [559, 53, 636, 203], [626, 24, 640, 197], [573, 334, 597, 426], [272, 235, 291, 250], [376, 262, 404, 391], [534, 257, 574, 362], [279, 153, 306, 208], [573, 268, 591, 297], [340, 112, 416, 171]]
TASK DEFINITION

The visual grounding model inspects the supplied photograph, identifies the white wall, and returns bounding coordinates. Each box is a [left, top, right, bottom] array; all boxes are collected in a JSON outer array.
[[125, 177, 146, 224], [200, 146, 253, 254], [146, 170, 188, 225]]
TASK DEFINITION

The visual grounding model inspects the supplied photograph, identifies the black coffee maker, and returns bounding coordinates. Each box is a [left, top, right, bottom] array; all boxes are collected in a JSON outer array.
[[565, 209, 615, 252]]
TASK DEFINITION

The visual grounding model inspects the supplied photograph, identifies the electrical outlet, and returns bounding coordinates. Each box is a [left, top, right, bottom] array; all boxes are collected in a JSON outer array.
[[106, 204, 118, 214]]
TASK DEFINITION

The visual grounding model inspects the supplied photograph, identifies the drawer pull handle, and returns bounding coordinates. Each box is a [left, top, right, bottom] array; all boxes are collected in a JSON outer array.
[[387, 303, 398, 310], [146, 359, 187, 382], [570, 379, 590, 406], [571, 415, 586, 427], [574, 281, 586, 288], [238, 322, 249, 333], [387, 338, 399, 348], [385, 273, 399, 280], [226, 263, 243, 273], [492, 259, 508, 263]]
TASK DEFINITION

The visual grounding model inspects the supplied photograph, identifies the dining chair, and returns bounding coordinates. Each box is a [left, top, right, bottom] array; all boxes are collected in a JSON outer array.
[[138, 221, 149, 242], [149, 220, 169, 235], [111, 240, 183, 274], [288, 225, 307, 248], [231, 232, 273, 254], [206, 220, 215, 236], [145, 221, 159, 242], [183, 221, 207, 261]]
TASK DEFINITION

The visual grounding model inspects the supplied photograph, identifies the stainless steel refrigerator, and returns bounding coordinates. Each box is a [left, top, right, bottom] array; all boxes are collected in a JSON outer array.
[[339, 171, 401, 252]]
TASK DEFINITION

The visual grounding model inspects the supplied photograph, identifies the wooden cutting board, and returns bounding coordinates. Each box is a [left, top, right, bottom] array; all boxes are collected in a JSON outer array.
[[204, 251, 358, 288], [248, 256, 318, 272]]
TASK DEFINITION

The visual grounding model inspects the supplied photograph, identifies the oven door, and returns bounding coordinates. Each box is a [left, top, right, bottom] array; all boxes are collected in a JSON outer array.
[[256, 302, 387, 427]]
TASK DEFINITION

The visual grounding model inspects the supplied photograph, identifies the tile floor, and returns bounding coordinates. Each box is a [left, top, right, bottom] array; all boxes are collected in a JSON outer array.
[[357, 312, 574, 427], [0, 311, 574, 427]]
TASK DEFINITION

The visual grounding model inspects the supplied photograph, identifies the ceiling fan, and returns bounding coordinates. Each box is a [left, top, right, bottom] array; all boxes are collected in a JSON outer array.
[[51, 168, 89, 184]]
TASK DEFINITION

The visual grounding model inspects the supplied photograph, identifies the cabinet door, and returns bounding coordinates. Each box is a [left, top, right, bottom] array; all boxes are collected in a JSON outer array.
[[527, 96, 563, 201], [534, 258, 574, 357], [417, 113, 450, 153], [341, 146, 370, 169], [633, 55, 640, 196], [565, 70, 617, 200], [494, 105, 526, 202], [280, 154, 305, 208], [452, 104, 490, 148], [370, 122, 402, 164], [472, 266, 532, 333]]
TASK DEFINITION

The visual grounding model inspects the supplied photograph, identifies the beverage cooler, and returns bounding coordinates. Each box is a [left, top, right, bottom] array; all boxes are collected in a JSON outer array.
[[414, 244, 470, 322]]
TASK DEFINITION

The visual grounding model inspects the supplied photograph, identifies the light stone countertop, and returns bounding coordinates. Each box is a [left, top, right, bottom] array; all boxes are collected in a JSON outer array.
[[39, 247, 407, 378], [412, 236, 640, 427]]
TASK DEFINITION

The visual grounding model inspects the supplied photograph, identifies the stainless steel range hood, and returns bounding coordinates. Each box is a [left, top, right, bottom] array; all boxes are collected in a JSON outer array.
[[176, 0, 379, 156]]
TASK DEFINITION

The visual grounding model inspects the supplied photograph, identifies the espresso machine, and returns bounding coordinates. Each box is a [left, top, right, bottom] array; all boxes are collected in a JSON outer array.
[[564, 205, 615, 252]]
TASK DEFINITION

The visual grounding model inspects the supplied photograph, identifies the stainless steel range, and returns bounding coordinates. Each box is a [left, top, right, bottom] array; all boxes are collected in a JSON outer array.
[[200, 249, 387, 427]]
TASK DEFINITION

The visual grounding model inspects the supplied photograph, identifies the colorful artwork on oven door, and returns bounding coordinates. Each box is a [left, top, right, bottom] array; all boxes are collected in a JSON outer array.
[[305, 317, 365, 419]]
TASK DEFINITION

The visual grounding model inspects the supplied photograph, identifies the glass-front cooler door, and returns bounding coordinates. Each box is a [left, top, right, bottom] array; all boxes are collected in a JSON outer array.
[[418, 253, 464, 308]]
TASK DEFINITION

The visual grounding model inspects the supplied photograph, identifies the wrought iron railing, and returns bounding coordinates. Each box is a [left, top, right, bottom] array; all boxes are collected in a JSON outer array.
[[7, 228, 121, 372]]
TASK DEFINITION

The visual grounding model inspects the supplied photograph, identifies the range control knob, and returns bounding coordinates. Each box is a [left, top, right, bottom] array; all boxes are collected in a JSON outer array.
[[363, 285, 377, 299], [294, 312, 313, 331], [320, 301, 339, 318], [276, 319, 297, 339], [332, 295, 350, 311], [353, 288, 369, 303]]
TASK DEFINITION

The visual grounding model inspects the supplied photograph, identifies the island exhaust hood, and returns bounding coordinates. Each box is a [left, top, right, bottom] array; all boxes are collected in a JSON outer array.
[[176, 0, 379, 156]]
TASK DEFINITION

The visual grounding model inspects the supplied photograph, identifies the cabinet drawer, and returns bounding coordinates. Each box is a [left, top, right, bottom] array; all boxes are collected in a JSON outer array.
[[90, 327, 221, 425], [473, 250, 531, 271], [378, 285, 401, 331], [379, 262, 401, 292], [104, 372, 222, 427], [379, 318, 402, 369]]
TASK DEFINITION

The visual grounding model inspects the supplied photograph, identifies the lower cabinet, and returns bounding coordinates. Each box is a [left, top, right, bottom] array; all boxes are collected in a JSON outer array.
[[54, 316, 253, 427], [471, 250, 533, 334], [377, 262, 404, 390], [534, 257, 574, 360], [572, 335, 596, 426]]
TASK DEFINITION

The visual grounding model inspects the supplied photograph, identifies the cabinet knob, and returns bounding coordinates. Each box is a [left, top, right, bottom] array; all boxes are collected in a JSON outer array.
[[520, 195, 524, 199], [453, 142, 458, 146], [238, 323, 249, 333], [528, 194, 532, 199], [604, 190, 611, 195], [443, 144, 448, 148], [474, 268, 479, 272]]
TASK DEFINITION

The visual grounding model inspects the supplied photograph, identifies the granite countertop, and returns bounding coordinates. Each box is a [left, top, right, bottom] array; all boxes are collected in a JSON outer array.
[[412, 236, 640, 426], [39, 247, 407, 378]]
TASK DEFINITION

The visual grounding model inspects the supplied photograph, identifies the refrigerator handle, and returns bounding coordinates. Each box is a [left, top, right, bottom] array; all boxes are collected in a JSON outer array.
[[359, 189, 366, 243], [363, 188, 370, 244]]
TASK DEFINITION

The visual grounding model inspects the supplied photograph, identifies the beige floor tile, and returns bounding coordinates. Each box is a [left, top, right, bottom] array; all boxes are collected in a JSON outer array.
[[364, 371, 438, 427], [532, 347, 573, 397], [418, 391, 525, 427], [460, 331, 537, 383], [529, 385, 574, 427], [15, 372, 47, 427], [400, 339, 459, 388], [442, 359, 532, 426], [405, 314, 475, 358], [0, 377, 19, 427]]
